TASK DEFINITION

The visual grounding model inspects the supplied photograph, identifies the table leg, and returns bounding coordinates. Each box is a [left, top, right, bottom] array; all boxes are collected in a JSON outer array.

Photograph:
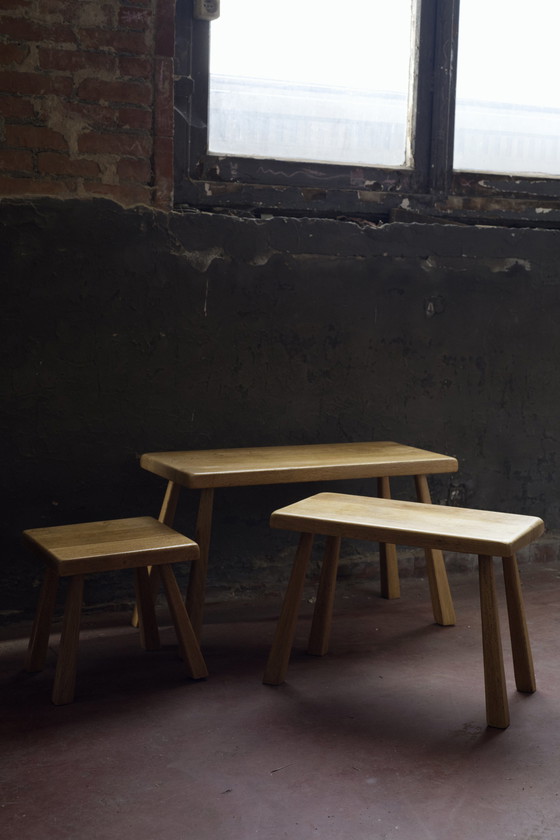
[[502, 555, 536, 693], [414, 474, 456, 626], [131, 481, 182, 628], [263, 532, 314, 686], [479, 554, 509, 728], [158, 480, 182, 526], [25, 567, 59, 672], [377, 476, 400, 599], [308, 535, 341, 656], [186, 487, 214, 640]]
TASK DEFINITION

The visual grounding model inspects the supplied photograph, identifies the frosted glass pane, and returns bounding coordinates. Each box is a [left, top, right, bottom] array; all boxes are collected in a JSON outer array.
[[208, 0, 415, 167], [454, 0, 560, 176]]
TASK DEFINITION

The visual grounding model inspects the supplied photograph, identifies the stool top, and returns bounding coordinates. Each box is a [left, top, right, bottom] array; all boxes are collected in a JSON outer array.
[[141, 441, 458, 488], [270, 493, 545, 557], [23, 517, 199, 576]]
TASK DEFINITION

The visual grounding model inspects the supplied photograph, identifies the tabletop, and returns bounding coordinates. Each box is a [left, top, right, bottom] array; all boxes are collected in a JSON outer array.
[[140, 441, 459, 489]]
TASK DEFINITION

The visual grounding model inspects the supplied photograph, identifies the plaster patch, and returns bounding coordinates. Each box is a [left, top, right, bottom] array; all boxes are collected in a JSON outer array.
[[420, 256, 437, 271], [488, 258, 531, 273], [249, 249, 277, 266], [177, 246, 227, 272]]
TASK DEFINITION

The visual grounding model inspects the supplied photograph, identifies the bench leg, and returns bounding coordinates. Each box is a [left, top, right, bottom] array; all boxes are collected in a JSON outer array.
[[135, 567, 161, 651], [186, 487, 214, 641], [263, 532, 314, 686], [414, 475, 456, 626], [52, 575, 84, 705], [308, 535, 341, 656], [377, 476, 400, 599], [25, 567, 59, 673], [160, 563, 208, 680], [502, 555, 536, 693], [479, 555, 509, 728]]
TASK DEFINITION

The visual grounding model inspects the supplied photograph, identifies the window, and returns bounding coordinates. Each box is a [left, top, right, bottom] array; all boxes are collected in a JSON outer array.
[[208, 0, 415, 169], [454, 0, 560, 178], [174, 0, 560, 225]]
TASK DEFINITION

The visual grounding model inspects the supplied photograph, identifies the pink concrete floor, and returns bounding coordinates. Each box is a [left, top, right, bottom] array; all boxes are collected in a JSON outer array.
[[2, 564, 560, 840]]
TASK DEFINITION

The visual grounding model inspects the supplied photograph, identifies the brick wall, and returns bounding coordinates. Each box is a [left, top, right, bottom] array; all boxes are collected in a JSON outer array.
[[0, 0, 174, 209]]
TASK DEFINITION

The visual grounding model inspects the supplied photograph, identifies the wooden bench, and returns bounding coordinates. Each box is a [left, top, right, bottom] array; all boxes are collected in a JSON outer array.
[[139, 441, 459, 637], [24, 517, 208, 704], [262, 492, 544, 728]]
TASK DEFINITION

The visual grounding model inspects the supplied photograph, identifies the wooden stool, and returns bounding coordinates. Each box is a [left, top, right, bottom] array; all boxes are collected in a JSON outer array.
[[23, 517, 208, 704], [263, 493, 544, 728]]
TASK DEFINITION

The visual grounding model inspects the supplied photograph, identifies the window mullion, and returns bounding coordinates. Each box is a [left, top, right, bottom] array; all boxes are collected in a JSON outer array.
[[427, 0, 460, 194]]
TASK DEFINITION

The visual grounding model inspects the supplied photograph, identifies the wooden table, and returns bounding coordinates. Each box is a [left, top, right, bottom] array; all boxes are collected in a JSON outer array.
[[140, 441, 459, 637], [263, 492, 544, 728]]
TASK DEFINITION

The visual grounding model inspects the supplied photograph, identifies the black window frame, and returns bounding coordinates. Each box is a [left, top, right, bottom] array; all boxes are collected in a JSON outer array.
[[174, 0, 560, 227]]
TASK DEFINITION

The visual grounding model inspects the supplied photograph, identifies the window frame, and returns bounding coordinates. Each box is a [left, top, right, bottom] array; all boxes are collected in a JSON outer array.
[[174, 0, 560, 226]]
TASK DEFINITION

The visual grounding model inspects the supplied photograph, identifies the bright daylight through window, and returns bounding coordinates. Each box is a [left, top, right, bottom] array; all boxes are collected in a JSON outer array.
[[454, 0, 560, 177], [209, 0, 560, 179], [208, 0, 416, 169]]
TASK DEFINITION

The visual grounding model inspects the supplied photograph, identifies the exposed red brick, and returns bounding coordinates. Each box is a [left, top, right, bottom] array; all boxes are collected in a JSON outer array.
[[154, 56, 173, 137], [77, 77, 152, 106], [6, 124, 68, 151], [70, 2, 115, 29], [0, 42, 29, 65], [38, 47, 117, 75], [0, 70, 73, 96], [118, 6, 152, 32], [84, 180, 153, 206], [37, 152, 100, 178], [0, 17, 76, 44], [78, 130, 152, 157], [0, 0, 33, 10], [118, 55, 152, 79], [117, 156, 151, 182], [155, 0, 175, 57], [152, 133, 172, 208], [0, 148, 34, 172], [66, 101, 119, 128], [153, 134, 172, 182], [0, 94, 35, 119], [118, 106, 152, 130], [78, 27, 149, 55], [0, 175, 76, 197], [39, 0, 112, 26]]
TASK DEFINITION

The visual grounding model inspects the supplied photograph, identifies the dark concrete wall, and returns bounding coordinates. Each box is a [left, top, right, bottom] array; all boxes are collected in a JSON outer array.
[[2, 197, 559, 621]]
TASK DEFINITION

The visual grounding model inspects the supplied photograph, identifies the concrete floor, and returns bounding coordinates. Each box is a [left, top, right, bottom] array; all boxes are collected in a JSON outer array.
[[2, 563, 560, 840]]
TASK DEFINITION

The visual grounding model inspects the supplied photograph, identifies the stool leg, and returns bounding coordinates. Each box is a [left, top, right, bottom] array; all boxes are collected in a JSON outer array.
[[308, 536, 341, 656], [131, 480, 181, 628], [135, 567, 161, 651], [52, 575, 84, 705], [263, 532, 314, 686], [159, 564, 208, 680], [414, 475, 456, 626], [502, 555, 536, 693], [479, 555, 509, 728], [377, 477, 400, 600], [187, 488, 214, 640], [25, 567, 59, 672]]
